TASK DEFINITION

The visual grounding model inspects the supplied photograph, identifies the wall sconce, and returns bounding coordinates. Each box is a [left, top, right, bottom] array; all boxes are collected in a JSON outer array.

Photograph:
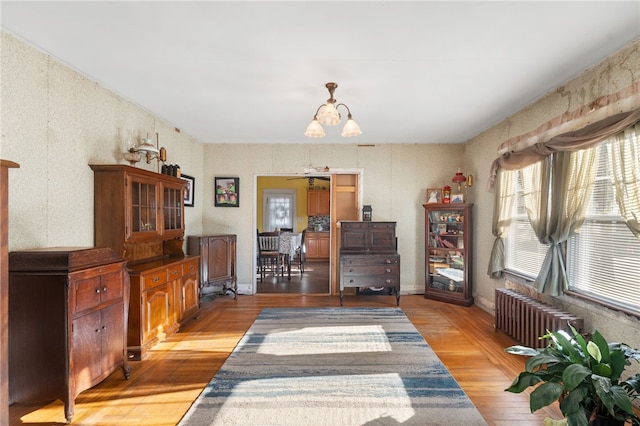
[[452, 169, 473, 191], [305, 82, 362, 138], [123, 132, 167, 166]]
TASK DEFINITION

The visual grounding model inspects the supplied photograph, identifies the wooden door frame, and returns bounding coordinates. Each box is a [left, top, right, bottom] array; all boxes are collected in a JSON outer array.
[[252, 170, 363, 295]]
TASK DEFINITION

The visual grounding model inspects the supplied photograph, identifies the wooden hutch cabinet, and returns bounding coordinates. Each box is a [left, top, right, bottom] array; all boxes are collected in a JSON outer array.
[[187, 234, 237, 298], [8, 247, 130, 423], [423, 203, 474, 306], [307, 190, 330, 216], [91, 164, 199, 360], [339, 221, 400, 306]]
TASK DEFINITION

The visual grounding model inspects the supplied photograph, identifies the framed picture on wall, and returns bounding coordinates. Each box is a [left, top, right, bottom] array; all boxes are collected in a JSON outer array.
[[181, 174, 195, 207], [215, 177, 239, 207], [426, 188, 442, 203]]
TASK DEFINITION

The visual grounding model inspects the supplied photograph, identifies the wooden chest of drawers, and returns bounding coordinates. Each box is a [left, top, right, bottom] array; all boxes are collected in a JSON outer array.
[[8, 247, 130, 423], [339, 221, 400, 306]]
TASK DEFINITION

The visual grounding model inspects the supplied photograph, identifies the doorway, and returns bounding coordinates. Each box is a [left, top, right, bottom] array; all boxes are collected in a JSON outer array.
[[256, 175, 331, 294]]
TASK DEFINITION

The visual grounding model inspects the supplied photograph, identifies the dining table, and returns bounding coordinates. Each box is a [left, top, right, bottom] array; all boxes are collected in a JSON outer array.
[[279, 232, 302, 279]]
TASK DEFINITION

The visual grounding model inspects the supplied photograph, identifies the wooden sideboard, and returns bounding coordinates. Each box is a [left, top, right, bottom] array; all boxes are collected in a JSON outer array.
[[91, 164, 199, 359], [187, 234, 237, 298], [8, 247, 130, 423], [126, 256, 199, 360], [339, 221, 400, 306], [1, 160, 18, 426]]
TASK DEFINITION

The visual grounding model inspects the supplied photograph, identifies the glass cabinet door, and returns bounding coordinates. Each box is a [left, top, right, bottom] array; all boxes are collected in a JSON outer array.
[[424, 203, 473, 306], [130, 179, 158, 234], [427, 209, 465, 293], [163, 184, 183, 234]]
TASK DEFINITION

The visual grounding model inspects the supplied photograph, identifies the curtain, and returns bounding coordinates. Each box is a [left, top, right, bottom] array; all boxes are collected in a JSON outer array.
[[487, 168, 515, 278], [609, 123, 640, 239], [524, 150, 597, 295], [488, 107, 640, 189]]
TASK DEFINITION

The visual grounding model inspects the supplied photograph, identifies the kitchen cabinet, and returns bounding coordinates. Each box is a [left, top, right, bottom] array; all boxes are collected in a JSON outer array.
[[8, 247, 130, 423], [187, 234, 237, 298], [423, 203, 473, 306], [91, 164, 199, 360], [306, 231, 330, 259], [339, 221, 400, 305], [307, 190, 330, 216]]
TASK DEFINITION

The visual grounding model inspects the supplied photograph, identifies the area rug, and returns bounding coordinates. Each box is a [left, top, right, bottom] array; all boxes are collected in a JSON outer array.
[[178, 307, 486, 425]]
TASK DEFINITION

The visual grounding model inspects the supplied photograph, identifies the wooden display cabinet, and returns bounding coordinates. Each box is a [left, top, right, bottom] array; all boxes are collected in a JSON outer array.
[[423, 203, 473, 306], [307, 190, 330, 216], [91, 164, 199, 360]]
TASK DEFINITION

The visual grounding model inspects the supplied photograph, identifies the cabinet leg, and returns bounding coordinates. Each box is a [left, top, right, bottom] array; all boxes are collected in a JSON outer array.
[[395, 288, 400, 306], [340, 290, 344, 306]]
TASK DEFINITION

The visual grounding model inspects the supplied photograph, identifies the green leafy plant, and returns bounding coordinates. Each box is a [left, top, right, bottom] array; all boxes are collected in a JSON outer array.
[[505, 325, 640, 426]]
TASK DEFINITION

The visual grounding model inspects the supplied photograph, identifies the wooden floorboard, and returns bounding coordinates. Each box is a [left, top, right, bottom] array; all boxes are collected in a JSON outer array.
[[9, 294, 562, 425]]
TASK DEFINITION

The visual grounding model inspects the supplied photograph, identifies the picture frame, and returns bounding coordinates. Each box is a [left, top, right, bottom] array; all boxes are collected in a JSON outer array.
[[181, 174, 195, 207], [426, 188, 442, 204], [215, 177, 239, 207], [451, 193, 464, 203]]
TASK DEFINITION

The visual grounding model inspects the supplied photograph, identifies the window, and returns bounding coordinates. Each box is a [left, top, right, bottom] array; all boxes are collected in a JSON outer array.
[[567, 141, 640, 313], [504, 165, 547, 278], [263, 190, 296, 232], [505, 136, 640, 315]]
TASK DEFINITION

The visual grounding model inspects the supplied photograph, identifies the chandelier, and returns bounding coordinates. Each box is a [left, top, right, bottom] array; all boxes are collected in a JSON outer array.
[[304, 82, 362, 138]]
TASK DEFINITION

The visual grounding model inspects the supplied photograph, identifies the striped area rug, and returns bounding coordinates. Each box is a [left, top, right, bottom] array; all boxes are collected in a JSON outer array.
[[179, 307, 486, 425]]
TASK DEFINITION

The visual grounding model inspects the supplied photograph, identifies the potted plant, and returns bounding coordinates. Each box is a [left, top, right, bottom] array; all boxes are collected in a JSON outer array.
[[504, 325, 640, 426]]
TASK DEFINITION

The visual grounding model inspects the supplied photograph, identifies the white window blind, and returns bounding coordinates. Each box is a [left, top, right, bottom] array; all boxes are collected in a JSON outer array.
[[567, 141, 640, 314], [504, 166, 547, 278]]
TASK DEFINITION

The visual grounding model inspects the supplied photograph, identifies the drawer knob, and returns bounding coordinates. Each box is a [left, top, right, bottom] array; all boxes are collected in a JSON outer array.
[[385, 279, 391, 284], [172, 270, 178, 275], [385, 268, 391, 273], [103, 287, 107, 292], [189, 265, 195, 270], [152, 277, 159, 282], [349, 269, 353, 273], [385, 259, 392, 264], [95, 289, 101, 294], [349, 279, 354, 283]]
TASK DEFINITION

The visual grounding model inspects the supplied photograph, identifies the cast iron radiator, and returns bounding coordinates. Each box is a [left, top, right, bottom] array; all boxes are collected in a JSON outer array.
[[495, 288, 584, 348]]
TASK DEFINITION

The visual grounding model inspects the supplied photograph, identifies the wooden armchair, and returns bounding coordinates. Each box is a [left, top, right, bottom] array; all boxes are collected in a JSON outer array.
[[257, 231, 283, 281]]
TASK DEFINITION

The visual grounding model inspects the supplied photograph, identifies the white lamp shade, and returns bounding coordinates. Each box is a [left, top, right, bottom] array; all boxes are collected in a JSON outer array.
[[136, 138, 159, 155], [316, 103, 340, 126], [341, 118, 362, 137], [304, 119, 325, 138]]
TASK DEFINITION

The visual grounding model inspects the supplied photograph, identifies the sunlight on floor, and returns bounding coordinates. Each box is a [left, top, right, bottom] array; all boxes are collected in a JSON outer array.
[[256, 325, 392, 355]]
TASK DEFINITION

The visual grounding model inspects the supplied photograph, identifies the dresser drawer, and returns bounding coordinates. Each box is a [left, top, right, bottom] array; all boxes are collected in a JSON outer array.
[[167, 264, 182, 281], [342, 275, 400, 288], [341, 254, 399, 266], [140, 269, 168, 290], [341, 264, 399, 277], [182, 258, 199, 275]]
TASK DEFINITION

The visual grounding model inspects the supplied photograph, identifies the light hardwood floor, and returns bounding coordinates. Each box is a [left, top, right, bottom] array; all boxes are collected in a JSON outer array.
[[9, 294, 562, 425]]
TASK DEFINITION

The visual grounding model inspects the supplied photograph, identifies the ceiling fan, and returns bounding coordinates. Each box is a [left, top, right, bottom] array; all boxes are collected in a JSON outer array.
[[286, 176, 330, 189]]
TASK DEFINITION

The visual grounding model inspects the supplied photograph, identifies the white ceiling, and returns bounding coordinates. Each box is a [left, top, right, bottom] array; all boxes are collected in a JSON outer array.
[[2, 1, 639, 144]]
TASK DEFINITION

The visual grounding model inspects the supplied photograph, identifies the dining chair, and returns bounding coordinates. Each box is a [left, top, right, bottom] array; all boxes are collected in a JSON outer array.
[[291, 229, 306, 274], [257, 231, 283, 281]]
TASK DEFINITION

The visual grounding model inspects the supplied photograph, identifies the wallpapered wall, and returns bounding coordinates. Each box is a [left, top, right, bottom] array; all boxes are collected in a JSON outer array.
[[2, 30, 639, 348]]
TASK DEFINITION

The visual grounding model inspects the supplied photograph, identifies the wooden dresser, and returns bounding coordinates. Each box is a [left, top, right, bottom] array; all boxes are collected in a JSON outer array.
[[91, 164, 199, 360], [339, 221, 400, 306], [187, 234, 237, 298], [8, 247, 130, 423]]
